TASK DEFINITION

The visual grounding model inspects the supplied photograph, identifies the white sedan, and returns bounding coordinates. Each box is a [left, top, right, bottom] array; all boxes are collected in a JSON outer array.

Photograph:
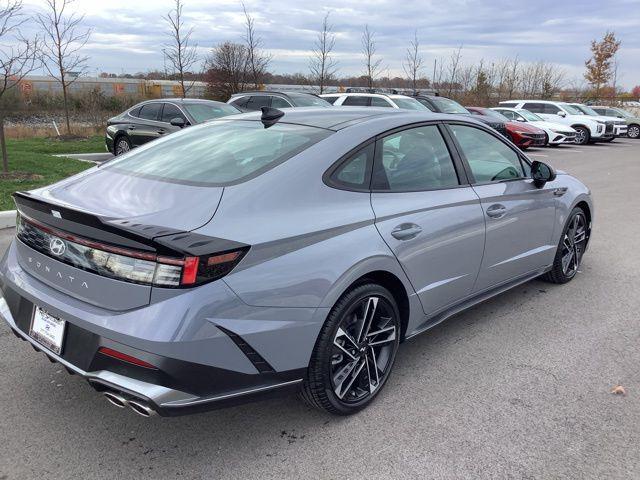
[[492, 107, 577, 146]]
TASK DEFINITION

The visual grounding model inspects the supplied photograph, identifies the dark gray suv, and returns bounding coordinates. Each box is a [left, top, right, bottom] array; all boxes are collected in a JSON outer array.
[[106, 98, 240, 155], [227, 91, 331, 111]]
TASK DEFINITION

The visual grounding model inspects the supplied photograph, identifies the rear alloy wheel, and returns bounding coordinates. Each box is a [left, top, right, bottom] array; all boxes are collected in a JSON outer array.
[[301, 283, 400, 415], [542, 208, 588, 284], [573, 127, 590, 145], [628, 125, 640, 139], [114, 136, 132, 156]]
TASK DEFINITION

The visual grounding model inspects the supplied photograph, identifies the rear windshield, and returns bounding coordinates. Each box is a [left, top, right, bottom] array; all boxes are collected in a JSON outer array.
[[183, 103, 240, 122], [430, 97, 469, 114], [105, 121, 332, 186]]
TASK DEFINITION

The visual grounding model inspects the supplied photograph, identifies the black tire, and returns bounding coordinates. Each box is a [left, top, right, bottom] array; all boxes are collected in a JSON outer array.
[[627, 124, 640, 139], [541, 207, 589, 284], [114, 135, 132, 156], [573, 126, 590, 145], [301, 283, 401, 415]]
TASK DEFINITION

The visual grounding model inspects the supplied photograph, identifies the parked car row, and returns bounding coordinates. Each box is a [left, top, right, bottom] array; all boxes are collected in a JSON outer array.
[[105, 91, 638, 156]]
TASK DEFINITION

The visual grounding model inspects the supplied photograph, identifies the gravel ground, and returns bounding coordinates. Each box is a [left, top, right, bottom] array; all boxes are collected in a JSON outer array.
[[0, 139, 639, 480]]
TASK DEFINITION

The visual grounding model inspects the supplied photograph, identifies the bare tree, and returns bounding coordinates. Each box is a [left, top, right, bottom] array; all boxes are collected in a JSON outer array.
[[204, 41, 248, 100], [242, 2, 270, 88], [402, 30, 424, 92], [445, 45, 463, 97], [361, 25, 382, 89], [36, 0, 90, 135], [164, 0, 198, 98], [308, 11, 338, 94], [0, 0, 38, 174]]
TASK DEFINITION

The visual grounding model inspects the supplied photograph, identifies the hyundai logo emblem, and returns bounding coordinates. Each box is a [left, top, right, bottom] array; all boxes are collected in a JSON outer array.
[[49, 238, 66, 256]]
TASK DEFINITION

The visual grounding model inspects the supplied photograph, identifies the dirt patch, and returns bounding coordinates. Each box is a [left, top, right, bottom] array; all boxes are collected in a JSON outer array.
[[0, 171, 44, 180]]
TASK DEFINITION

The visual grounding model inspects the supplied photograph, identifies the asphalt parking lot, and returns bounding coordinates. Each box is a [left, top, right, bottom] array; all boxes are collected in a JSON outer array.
[[1, 139, 639, 479]]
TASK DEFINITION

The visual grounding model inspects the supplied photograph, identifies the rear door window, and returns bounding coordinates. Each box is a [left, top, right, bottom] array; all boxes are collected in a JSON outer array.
[[161, 103, 186, 123], [522, 103, 545, 114], [343, 96, 371, 106], [373, 125, 460, 191], [271, 96, 293, 109], [246, 96, 271, 110], [138, 103, 162, 121], [371, 97, 393, 107]]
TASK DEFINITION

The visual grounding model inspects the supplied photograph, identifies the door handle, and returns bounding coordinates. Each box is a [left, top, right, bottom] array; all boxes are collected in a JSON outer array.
[[391, 223, 422, 240], [157, 129, 166, 135], [486, 204, 507, 218], [127, 125, 136, 130]]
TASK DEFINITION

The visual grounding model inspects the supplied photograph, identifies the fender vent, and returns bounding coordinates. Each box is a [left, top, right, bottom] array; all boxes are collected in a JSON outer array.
[[216, 325, 275, 374]]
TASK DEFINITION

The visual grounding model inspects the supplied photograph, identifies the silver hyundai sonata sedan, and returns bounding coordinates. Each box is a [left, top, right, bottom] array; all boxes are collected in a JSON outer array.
[[0, 107, 592, 417]]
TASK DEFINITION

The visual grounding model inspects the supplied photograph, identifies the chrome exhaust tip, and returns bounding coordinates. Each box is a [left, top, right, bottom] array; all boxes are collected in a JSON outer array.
[[128, 399, 157, 417], [103, 391, 127, 408]]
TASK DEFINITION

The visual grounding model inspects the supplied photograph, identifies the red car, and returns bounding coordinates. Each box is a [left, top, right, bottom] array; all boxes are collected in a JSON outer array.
[[466, 107, 547, 149]]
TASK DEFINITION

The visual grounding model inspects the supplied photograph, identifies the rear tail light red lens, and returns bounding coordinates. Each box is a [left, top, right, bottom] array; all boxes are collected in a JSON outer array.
[[98, 347, 158, 369]]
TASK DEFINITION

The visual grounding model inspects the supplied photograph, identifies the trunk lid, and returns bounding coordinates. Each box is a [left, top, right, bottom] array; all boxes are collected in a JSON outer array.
[[13, 169, 224, 311]]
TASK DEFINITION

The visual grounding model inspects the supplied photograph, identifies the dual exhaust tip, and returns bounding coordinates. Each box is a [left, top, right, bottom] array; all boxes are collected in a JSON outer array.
[[103, 391, 157, 418]]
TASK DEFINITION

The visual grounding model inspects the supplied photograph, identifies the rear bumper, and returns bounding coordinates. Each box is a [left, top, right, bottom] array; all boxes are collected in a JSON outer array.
[[0, 292, 304, 416], [0, 240, 321, 416]]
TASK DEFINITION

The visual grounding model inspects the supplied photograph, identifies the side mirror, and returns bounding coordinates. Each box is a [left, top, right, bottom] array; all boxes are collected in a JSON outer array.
[[557, 111, 567, 118], [531, 160, 556, 188], [516, 117, 526, 122], [170, 117, 186, 128]]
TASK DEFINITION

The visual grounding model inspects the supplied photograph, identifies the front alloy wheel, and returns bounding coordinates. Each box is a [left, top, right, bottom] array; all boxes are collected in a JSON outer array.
[[574, 127, 590, 145], [302, 284, 400, 415], [542, 208, 588, 284], [628, 125, 640, 139]]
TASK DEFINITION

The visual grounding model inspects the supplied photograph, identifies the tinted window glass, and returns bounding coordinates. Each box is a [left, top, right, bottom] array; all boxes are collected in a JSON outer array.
[[331, 143, 374, 189], [321, 95, 340, 105], [230, 96, 250, 108], [415, 98, 436, 111], [161, 103, 185, 123], [449, 124, 524, 183], [183, 103, 239, 122], [246, 96, 271, 110], [375, 125, 459, 191], [497, 109, 517, 120], [429, 96, 468, 113], [138, 103, 162, 121], [371, 97, 392, 107], [288, 93, 330, 107], [106, 121, 332, 186], [391, 97, 428, 110], [522, 103, 545, 114], [343, 96, 370, 106], [129, 106, 142, 117], [271, 96, 292, 108], [499, 102, 518, 108]]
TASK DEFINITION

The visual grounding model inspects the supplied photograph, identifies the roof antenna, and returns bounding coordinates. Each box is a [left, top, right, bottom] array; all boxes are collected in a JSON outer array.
[[260, 106, 284, 128]]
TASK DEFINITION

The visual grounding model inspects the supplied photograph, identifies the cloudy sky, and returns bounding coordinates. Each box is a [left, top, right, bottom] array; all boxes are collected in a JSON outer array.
[[23, 0, 640, 88]]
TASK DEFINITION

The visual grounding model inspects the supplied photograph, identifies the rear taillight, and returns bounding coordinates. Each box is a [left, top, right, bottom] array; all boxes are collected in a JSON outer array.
[[16, 213, 248, 288]]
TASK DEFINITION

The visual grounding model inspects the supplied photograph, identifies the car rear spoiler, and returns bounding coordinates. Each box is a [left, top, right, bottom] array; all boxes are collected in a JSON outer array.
[[12, 192, 246, 257]]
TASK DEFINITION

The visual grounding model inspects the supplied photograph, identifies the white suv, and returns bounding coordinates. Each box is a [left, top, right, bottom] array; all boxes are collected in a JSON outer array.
[[567, 103, 628, 141], [498, 100, 609, 145], [320, 93, 428, 111]]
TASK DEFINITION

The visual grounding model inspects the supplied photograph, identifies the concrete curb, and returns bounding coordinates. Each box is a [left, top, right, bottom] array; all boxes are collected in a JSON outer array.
[[0, 210, 16, 230]]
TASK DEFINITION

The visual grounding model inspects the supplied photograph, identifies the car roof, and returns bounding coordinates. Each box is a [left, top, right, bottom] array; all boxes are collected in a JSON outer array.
[[219, 107, 448, 130], [141, 98, 225, 105], [230, 91, 318, 98]]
